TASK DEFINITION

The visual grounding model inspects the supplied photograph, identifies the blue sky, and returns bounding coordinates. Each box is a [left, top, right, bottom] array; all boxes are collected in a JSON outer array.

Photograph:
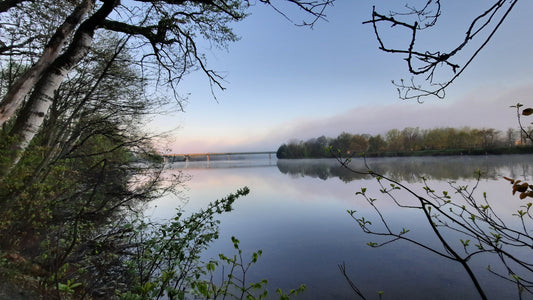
[[149, 1, 533, 154]]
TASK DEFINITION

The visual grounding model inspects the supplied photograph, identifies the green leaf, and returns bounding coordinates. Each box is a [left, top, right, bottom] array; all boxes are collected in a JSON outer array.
[[511, 274, 521, 281]]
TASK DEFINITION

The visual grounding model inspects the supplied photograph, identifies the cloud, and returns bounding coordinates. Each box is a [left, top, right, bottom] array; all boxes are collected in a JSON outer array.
[[166, 82, 533, 153], [167, 133, 272, 153], [168, 136, 242, 154], [255, 82, 533, 147]]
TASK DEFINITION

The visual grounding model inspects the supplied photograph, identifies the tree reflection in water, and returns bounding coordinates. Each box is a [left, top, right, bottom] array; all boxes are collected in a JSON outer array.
[[276, 155, 533, 183]]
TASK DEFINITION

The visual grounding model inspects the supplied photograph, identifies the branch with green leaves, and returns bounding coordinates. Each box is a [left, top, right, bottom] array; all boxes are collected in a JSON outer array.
[[333, 150, 533, 299]]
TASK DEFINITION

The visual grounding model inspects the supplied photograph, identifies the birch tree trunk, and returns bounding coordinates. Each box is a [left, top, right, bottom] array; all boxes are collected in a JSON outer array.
[[0, 0, 117, 177], [0, 0, 95, 126], [0, 0, 31, 13]]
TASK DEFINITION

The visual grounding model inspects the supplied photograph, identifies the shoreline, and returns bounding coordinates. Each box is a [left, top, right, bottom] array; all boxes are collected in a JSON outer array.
[[277, 146, 533, 159]]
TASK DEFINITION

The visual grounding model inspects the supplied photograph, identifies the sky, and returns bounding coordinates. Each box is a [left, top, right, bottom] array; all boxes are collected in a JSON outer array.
[[148, 0, 533, 154]]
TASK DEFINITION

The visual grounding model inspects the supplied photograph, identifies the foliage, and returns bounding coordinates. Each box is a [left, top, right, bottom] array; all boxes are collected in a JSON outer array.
[[276, 126, 530, 159], [0, 30, 222, 298], [0, 1, 335, 298], [190, 236, 306, 300], [0, 113, 170, 298], [336, 104, 533, 299], [116, 188, 250, 300]]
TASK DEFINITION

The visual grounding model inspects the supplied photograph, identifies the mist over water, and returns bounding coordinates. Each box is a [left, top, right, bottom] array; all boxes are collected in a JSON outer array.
[[277, 155, 533, 182], [149, 154, 533, 299]]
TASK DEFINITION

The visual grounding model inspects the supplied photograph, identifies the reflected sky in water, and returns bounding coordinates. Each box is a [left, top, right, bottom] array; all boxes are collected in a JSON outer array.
[[147, 155, 533, 299]]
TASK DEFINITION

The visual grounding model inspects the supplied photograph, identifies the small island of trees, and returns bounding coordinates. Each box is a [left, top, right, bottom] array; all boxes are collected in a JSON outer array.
[[277, 126, 533, 159]]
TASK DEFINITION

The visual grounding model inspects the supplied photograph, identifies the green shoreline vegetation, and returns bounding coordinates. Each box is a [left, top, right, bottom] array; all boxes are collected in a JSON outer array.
[[1, 1, 531, 298], [276, 127, 533, 159], [0, 2, 322, 298]]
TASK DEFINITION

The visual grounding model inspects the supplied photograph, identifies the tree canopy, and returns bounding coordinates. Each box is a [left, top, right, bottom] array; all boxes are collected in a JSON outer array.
[[276, 126, 532, 159], [0, 1, 334, 298], [0, 0, 334, 176]]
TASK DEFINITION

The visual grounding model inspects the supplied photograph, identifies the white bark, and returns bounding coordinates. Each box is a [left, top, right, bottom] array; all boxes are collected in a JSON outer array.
[[0, 0, 95, 126], [7, 33, 94, 168], [0, 0, 118, 176]]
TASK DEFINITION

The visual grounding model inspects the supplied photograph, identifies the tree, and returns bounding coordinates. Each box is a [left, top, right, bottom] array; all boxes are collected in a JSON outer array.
[[422, 128, 447, 150], [455, 127, 474, 149], [367, 134, 387, 153], [0, 2, 337, 296], [385, 129, 403, 152], [506, 128, 518, 147], [0, 0, 334, 177], [336, 105, 533, 299], [349, 134, 369, 153], [0, 32, 172, 291], [478, 128, 501, 149], [344, 2, 531, 297], [401, 127, 421, 151], [330, 132, 354, 155], [276, 143, 290, 159], [304, 135, 329, 157]]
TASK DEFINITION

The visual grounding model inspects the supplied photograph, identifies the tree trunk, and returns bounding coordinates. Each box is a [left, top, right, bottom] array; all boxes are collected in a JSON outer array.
[[0, 0, 31, 13], [0, 0, 95, 126], [0, 0, 117, 177]]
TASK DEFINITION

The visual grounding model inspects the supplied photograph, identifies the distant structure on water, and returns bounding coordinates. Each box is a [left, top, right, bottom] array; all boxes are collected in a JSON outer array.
[[162, 151, 276, 163]]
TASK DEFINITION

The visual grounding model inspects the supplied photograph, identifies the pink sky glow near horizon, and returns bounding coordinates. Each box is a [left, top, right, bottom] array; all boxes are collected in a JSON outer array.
[[146, 1, 533, 154]]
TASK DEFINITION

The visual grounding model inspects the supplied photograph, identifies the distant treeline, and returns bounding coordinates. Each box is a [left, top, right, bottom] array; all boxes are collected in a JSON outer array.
[[276, 127, 533, 159]]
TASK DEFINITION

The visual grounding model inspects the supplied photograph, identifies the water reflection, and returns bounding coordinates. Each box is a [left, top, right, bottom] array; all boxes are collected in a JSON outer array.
[[155, 154, 533, 299], [168, 158, 277, 169], [277, 155, 533, 182]]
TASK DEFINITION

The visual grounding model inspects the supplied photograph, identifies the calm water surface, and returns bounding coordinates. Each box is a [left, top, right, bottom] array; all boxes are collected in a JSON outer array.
[[147, 155, 533, 299]]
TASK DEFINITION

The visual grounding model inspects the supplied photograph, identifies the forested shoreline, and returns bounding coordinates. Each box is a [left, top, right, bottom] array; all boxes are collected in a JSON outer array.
[[0, 1, 326, 298], [1, 0, 532, 298], [276, 127, 533, 159]]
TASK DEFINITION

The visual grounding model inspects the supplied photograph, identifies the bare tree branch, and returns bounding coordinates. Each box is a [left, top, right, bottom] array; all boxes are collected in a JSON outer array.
[[365, 0, 519, 101]]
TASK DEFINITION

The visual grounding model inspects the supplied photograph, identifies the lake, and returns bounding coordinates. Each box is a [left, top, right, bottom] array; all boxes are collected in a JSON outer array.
[[147, 154, 533, 299]]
